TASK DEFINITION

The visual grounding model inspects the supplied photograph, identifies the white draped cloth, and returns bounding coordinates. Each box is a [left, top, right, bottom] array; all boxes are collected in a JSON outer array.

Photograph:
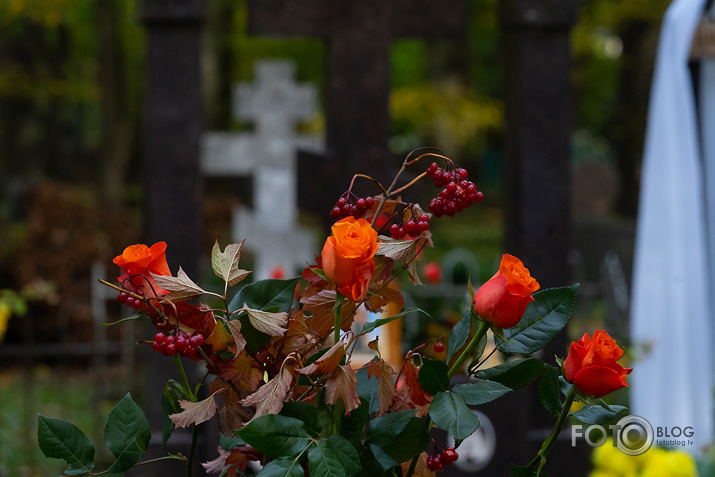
[[631, 0, 713, 453]]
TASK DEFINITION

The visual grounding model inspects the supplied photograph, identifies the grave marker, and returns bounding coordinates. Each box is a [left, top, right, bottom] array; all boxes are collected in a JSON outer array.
[[202, 60, 323, 279], [247, 0, 467, 216]]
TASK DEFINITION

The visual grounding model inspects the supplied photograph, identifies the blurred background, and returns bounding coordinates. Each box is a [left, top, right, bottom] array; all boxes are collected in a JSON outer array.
[[0, 0, 683, 475]]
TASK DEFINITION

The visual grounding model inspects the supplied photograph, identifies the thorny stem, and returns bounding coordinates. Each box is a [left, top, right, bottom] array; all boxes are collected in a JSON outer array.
[[447, 319, 489, 379], [527, 385, 577, 475]]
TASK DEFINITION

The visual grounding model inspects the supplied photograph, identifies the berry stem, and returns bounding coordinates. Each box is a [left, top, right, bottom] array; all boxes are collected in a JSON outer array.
[[173, 354, 196, 401]]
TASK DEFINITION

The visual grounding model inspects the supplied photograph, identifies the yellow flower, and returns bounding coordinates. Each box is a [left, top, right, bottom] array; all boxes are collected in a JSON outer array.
[[0, 302, 12, 341], [640, 448, 698, 477], [591, 439, 640, 476]]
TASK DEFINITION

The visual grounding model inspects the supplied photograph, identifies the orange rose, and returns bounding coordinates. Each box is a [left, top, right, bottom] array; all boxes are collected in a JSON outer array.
[[473, 254, 539, 328], [113, 242, 171, 298], [563, 330, 632, 398], [321, 217, 380, 302]]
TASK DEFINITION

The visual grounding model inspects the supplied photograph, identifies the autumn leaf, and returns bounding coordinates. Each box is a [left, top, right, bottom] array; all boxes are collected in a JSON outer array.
[[163, 302, 216, 336], [297, 340, 346, 376], [212, 240, 251, 287], [202, 447, 231, 475], [237, 304, 288, 337], [217, 402, 252, 436], [402, 360, 431, 407], [152, 267, 208, 302], [364, 195, 402, 222], [225, 319, 247, 355], [400, 452, 433, 477], [241, 360, 296, 419], [282, 311, 317, 354], [170, 390, 223, 428], [376, 236, 430, 285], [218, 352, 264, 393], [365, 285, 404, 314], [366, 358, 395, 415], [206, 320, 233, 352], [325, 365, 361, 413], [301, 290, 357, 335]]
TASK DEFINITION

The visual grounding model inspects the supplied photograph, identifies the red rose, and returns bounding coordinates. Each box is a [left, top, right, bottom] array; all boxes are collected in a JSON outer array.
[[563, 330, 632, 398], [321, 217, 379, 302], [472, 254, 540, 328], [113, 242, 171, 298]]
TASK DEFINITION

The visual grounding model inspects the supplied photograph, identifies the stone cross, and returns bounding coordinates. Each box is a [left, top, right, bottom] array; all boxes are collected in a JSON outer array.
[[248, 0, 467, 218], [202, 60, 323, 279]]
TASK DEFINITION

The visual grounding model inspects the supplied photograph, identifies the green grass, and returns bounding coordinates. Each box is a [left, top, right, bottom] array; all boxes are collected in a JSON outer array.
[[0, 366, 122, 477]]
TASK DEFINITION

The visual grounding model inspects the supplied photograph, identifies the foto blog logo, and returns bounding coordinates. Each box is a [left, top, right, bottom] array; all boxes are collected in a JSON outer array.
[[572, 415, 657, 456]]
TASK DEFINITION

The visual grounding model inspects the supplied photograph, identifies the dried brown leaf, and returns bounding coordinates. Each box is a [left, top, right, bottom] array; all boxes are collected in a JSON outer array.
[[297, 341, 346, 376], [218, 352, 264, 393], [225, 319, 247, 355], [170, 390, 222, 428], [325, 365, 361, 414], [152, 267, 207, 302], [241, 362, 295, 419], [237, 304, 288, 336]]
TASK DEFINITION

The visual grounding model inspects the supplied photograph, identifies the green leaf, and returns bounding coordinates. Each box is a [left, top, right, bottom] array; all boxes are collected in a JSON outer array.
[[539, 365, 562, 417], [104, 393, 151, 473], [365, 410, 416, 442], [428, 391, 480, 443], [355, 367, 380, 415], [360, 308, 427, 335], [340, 399, 369, 448], [237, 415, 312, 458], [258, 456, 305, 477], [37, 415, 95, 474], [418, 358, 450, 395], [452, 380, 512, 405], [229, 277, 300, 313], [326, 434, 361, 474], [161, 380, 183, 447], [280, 401, 321, 436], [497, 285, 578, 354], [219, 433, 245, 451], [309, 439, 347, 477], [474, 358, 544, 390], [365, 412, 428, 470], [447, 308, 471, 362], [571, 404, 628, 425], [368, 443, 398, 471]]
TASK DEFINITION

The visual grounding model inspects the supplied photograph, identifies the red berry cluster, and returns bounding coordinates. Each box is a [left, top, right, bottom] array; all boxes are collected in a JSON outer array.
[[330, 195, 375, 221], [427, 447, 459, 472], [426, 162, 484, 217], [389, 213, 430, 239], [117, 290, 144, 309], [151, 332, 205, 360]]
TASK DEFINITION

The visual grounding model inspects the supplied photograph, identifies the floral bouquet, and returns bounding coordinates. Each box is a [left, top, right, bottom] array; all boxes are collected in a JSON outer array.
[[37, 151, 632, 477]]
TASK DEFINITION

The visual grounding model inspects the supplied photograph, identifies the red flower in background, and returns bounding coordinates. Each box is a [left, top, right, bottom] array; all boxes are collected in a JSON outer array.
[[563, 330, 632, 398], [473, 254, 539, 328], [113, 242, 171, 298]]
